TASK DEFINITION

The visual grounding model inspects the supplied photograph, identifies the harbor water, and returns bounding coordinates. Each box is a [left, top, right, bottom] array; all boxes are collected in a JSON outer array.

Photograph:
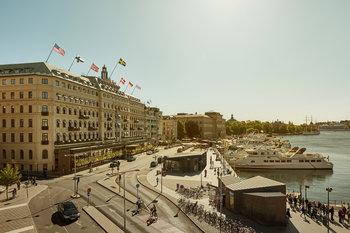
[[237, 131, 350, 203]]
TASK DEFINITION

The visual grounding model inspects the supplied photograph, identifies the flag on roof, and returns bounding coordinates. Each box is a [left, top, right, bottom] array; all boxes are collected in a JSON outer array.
[[75, 55, 84, 63], [90, 63, 99, 72], [119, 78, 126, 85], [118, 58, 126, 66], [136, 85, 141, 90], [128, 81, 133, 87], [53, 43, 65, 56]]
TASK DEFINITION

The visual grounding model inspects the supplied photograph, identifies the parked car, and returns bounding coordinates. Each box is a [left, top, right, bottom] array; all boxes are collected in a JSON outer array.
[[127, 156, 136, 162], [57, 201, 80, 221], [150, 161, 157, 168]]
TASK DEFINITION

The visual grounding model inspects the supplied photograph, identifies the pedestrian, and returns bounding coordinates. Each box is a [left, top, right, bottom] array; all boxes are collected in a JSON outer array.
[[33, 176, 37, 186], [286, 208, 291, 218], [300, 205, 306, 217], [156, 177, 159, 186], [338, 209, 343, 224], [347, 208, 350, 224], [12, 188, 17, 198], [330, 206, 334, 221], [16, 180, 21, 190]]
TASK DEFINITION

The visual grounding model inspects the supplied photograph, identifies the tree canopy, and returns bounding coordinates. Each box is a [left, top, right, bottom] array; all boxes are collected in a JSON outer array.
[[0, 165, 22, 200]]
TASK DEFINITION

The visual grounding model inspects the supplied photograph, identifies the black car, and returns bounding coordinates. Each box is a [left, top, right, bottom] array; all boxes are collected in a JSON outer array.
[[57, 201, 80, 221]]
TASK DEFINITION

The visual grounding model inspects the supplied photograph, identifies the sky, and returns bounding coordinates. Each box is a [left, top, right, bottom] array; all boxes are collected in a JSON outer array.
[[1, 0, 350, 124]]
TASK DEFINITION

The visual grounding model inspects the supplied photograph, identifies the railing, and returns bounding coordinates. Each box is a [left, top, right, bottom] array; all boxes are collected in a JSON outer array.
[[41, 126, 49, 130], [68, 126, 80, 131], [41, 111, 49, 116], [88, 127, 98, 131], [41, 140, 49, 145]]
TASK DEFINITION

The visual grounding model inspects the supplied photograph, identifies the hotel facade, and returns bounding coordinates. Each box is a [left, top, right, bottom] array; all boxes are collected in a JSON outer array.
[[0, 62, 161, 174]]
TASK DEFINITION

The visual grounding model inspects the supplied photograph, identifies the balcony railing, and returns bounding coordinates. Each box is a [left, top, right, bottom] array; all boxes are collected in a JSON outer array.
[[68, 126, 80, 131], [41, 126, 49, 130], [41, 111, 49, 116], [79, 115, 89, 119], [88, 127, 98, 131], [41, 140, 49, 145]]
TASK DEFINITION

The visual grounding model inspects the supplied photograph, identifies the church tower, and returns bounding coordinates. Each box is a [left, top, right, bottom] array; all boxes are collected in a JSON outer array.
[[101, 65, 108, 80]]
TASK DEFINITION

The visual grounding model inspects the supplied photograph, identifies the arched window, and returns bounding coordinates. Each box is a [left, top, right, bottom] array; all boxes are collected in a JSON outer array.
[[74, 109, 77, 115], [42, 105, 48, 112], [69, 133, 72, 141], [29, 150, 33, 160], [63, 107, 66, 114], [56, 133, 61, 142], [56, 106, 60, 114], [56, 120, 60, 128], [63, 134, 67, 142], [79, 121, 82, 127], [42, 149, 48, 159], [74, 121, 77, 128], [63, 120, 66, 128], [69, 120, 72, 127], [69, 108, 72, 115]]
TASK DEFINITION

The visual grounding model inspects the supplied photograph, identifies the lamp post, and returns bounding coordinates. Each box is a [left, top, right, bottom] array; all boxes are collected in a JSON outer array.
[[326, 187, 333, 233], [136, 183, 140, 198], [305, 185, 309, 200], [219, 169, 223, 233], [106, 168, 140, 232]]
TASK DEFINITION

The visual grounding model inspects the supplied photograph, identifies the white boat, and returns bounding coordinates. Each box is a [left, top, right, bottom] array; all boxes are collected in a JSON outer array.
[[229, 147, 333, 170]]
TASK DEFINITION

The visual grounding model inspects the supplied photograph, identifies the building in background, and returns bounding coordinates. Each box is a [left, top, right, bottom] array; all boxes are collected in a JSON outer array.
[[162, 111, 226, 140], [0, 62, 161, 174], [161, 116, 178, 141]]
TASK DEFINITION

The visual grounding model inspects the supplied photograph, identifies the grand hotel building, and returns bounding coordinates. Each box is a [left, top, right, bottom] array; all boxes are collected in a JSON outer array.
[[0, 62, 161, 174]]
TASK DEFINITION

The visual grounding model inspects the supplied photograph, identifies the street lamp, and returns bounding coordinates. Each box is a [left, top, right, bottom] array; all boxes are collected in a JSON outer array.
[[136, 183, 140, 198], [305, 185, 310, 201], [326, 187, 333, 233], [106, 168, 140, 232]]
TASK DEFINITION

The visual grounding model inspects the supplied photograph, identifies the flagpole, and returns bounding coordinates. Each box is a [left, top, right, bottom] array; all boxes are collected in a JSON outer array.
[[109, 63, 118, 79], [45, 45, 54, 63], [86, 67, 92, 76], [130, 86, 137, 95], [123, 84, 129, 93], [68, 56, 76, 71]]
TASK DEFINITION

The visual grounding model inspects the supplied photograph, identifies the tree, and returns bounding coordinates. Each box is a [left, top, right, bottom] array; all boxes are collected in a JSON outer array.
[[185, 121, 201, 138], [177, 122, 185, 140], [0, 165, 22, 200]]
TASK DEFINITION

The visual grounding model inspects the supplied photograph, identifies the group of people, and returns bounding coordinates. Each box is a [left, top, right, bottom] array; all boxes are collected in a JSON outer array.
[[287, 193, 350, 225]]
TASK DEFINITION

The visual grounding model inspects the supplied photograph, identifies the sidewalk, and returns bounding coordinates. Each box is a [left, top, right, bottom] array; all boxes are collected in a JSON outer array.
[[0, 184, 47, 233], [83, 205, 124, 233]]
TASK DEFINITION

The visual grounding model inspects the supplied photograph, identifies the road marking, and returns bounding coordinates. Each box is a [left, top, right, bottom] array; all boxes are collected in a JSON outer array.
[[5, 225, 34, 233], [63, 226, 69, 233], [0, 203, 27, 211]]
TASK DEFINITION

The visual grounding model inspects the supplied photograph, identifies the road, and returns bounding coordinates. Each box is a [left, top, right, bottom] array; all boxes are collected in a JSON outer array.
[[29, 147, 202, 233]]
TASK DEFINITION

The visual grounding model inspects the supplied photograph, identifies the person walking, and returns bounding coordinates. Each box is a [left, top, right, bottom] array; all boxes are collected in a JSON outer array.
[[286, 208, 291, 218], [16, 181, 21, 190], [301, 205, 306, 218], [156, 177, 159, 186], [12, 188, 17, 199], [330, 206, 334, 221]]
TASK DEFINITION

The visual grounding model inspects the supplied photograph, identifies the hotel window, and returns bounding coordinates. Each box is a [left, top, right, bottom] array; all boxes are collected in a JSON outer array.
[[28, 105, 32, 113], [56, 120, 60, 127], [42, 119, 48, 127], [11, 150, 15, 159], [28, 91, 32, 99], [63, 121, 66, 128], [42, 78, 48, 84], [28, 119, 33, 127], [42, 92, 48, 99], [19, 78, 24, 84], [62, 82, 65, 87], [56, 106, 60, 114], [42, 105, 48, 113], [11, 106, 15, 113], [2, 79, 6, 85], [2, 119, 6, 127], [2, 150, 6, 159], [11, 133, 15, 142], [19, 92, 24, 99], [20, 119, 24, 127], [42, 150, 48, 159], [42, 133, 48, 142], [2, 106, 5, 113], [28, 133, 32, 142], [20, 150, 24, 159], [28, 78, 33, 84], [2, 133, 6, 142], [10, 79, 16, 85], [20, 105, 23, 113], [20, 133, 24, 142], [11, 119, 15, 127], [2, 92, 5, 99], [29, 150, 33, 160], [55, 80, 59, 86], [11, 92, 15, 99]]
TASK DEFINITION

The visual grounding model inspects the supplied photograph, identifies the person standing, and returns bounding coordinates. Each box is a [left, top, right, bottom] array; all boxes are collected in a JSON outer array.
[[330, 206, 334, 221]]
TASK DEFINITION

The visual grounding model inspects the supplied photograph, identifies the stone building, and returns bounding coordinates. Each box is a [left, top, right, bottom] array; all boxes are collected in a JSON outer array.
[[163, 111, 226, 140], [0, 62, 161, 174], [161, 116, 178, 141]]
